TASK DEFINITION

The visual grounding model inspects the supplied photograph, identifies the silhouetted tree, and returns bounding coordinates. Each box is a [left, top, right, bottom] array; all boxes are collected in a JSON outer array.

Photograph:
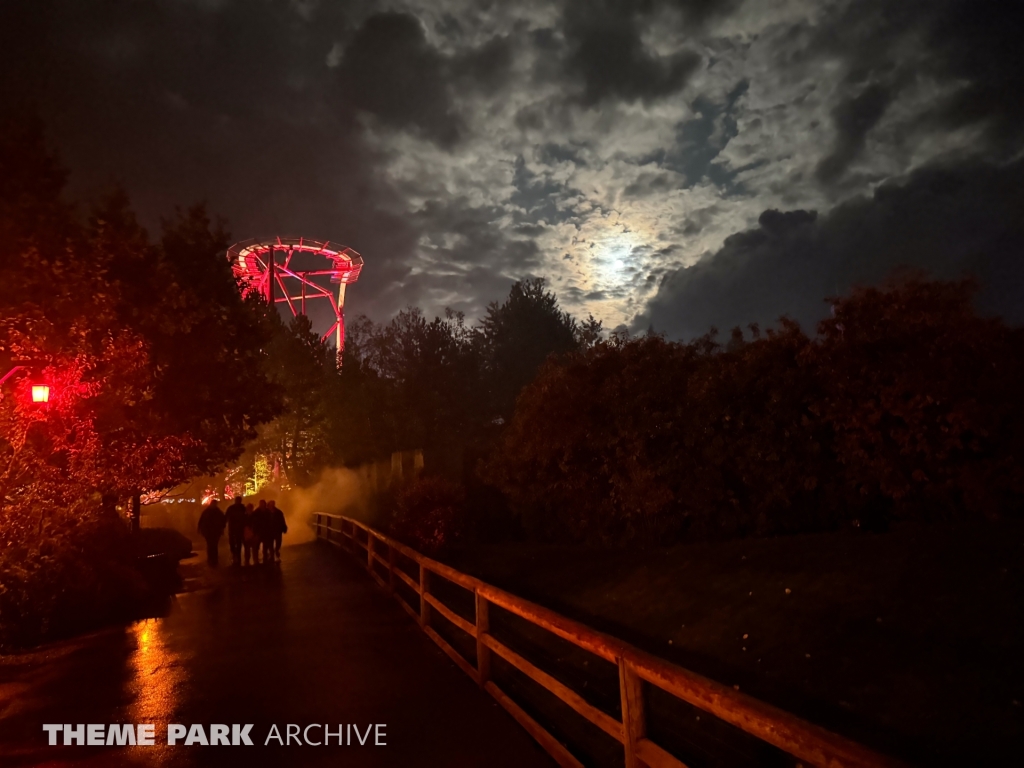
[[478, 278, 582, 421]]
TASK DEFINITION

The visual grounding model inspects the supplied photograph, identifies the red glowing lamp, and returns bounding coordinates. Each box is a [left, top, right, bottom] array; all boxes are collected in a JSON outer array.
[[31, 385, 50, 403]]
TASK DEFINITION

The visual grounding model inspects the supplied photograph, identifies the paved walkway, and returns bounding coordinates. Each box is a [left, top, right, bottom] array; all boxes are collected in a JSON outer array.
[[0, 543, 554, 767]]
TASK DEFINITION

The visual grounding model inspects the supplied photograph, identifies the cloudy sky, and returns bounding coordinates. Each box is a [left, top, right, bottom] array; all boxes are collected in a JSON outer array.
[[3, 0, 1023, 339]]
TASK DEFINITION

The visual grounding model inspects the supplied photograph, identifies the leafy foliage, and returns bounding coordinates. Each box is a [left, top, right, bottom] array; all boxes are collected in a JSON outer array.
[[332, 279, 596, 470], [810, 275, 1024, 521], [486, 278, 1024, 542], [0, 118, 279, 646], [388, 477, 466, 557], [249, 313, 339, 487], [0, 507, 148, 649]]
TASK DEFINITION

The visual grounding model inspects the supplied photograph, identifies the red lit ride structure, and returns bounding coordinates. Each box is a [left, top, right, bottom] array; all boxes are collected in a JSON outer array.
[[226, 237, 363, 352]]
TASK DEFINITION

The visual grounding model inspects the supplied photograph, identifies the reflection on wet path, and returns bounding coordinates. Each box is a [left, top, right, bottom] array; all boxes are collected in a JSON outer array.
[[0, 543, 553, 767], [122, 617, 187, 765]]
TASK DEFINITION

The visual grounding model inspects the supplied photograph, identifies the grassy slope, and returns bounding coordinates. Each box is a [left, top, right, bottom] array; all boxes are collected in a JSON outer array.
[[447, 520, 1024, 766]]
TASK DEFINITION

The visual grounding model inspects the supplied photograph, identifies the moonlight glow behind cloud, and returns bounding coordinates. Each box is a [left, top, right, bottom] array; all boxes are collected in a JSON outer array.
[[3, 0, 1022, 337]]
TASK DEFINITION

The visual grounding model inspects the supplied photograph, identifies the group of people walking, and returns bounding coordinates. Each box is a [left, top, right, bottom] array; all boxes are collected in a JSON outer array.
[[197, 496, 288, 566]]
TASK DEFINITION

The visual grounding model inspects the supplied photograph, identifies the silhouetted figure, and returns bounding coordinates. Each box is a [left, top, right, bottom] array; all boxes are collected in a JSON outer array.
[[269, 500, 288, 562], [225, 496, 247, 566], [253, 499, 273, 565], [197, 499, 226, 566], [242, 503, 258, 565]]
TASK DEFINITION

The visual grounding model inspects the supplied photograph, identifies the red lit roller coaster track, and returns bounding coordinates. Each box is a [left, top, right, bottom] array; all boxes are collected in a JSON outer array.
[[226, 237, 364, 352]]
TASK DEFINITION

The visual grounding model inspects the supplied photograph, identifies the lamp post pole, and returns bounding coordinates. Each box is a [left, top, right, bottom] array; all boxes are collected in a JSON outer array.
[[0, 365, 25, 386]]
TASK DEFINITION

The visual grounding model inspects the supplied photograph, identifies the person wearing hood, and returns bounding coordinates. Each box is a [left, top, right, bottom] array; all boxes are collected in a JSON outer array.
[[197, 499, 226, 566], [225, 495, 247, 566], [268, 500, 288, 562]]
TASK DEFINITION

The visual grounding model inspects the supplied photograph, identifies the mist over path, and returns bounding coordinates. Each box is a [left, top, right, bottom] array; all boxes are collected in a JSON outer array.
[[0, 543, 553, 767]]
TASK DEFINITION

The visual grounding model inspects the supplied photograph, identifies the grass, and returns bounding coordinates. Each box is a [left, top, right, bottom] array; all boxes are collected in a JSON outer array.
[[446, 519, 1024, 766]]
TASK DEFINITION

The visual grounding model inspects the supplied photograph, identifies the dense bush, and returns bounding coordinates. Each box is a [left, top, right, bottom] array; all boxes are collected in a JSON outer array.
[[0, 504, 148, 650], [388, 477, 466, 557], [484, 277, 1024, 543]]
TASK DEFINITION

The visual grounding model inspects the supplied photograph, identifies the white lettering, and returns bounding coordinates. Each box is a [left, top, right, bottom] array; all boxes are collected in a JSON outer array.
[[87, 724, 104, 745], [107, 724, 136, 746], [210, 724, 229, 746], [137, 724, 155, 745], [42, 724, 62, 745], [233, 723, 253, 746], [185, 724, 209, 746], [64, 724, 84, 745], [167, 724, 186, 745], [353, 724, 372, 746], [286, 724, 301, 745], [324, 724, 343, 745], [303, 724, 321, 746], [375, 724, 386, 746], [264, 724, 283, 745]]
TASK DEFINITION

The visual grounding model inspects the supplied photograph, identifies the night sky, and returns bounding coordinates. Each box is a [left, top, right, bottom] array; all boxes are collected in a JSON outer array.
[[4, 0, 1023, 338]]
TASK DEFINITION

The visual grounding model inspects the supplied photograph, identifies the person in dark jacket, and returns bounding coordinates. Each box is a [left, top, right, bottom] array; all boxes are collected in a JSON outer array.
[[268, 500, 288, 562], [225, 496, 247, 566], [252, 499, 273, 565], [242, 503, 258, 565], [197, 499, 226, 566]]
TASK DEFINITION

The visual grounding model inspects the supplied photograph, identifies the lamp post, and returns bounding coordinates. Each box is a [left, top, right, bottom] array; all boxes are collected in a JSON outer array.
[[0, 365, 25, 386], [0, 365, 50, 402]]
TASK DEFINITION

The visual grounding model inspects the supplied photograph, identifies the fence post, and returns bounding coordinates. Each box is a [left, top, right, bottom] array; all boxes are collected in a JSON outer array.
[[476, 591, 490, 688], [315, 513, 321, 539], [325, 516, 332, 541], [387, 545, 395, 593], [367, 533, 374, 571], [619, 657, 645, 768], [419, 564, 431, 627]]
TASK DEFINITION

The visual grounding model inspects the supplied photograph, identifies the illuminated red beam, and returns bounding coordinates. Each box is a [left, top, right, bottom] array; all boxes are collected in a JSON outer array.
[[226, 236, 364, 354]]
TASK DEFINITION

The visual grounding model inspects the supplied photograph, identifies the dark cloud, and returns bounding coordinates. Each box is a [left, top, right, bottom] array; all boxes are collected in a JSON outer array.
[[0, 0, 524, 324], [623, 171, 680, 198], [336, 14, 515, 146], [452, 34, 515, 93], [923, 0, 1024, 151], [413, 197, 541, 269], [336, 13, 463, 147], [640, 158, 1024, 339], [815, 83, 894, 184], [559, 0, 740, 106], [807, 0, 1024, 184]]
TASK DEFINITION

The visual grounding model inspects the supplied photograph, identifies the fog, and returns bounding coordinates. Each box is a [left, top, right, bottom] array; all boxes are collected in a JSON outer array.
[[143, 451, 419, 549], [273, 466, 374, 546]]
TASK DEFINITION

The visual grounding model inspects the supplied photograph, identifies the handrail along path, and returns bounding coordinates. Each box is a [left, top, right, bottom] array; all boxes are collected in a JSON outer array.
[[315, 512, 903, 768]]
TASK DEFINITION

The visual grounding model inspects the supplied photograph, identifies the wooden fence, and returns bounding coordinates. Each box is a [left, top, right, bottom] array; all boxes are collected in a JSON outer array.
[[315, 513, 902, 768]]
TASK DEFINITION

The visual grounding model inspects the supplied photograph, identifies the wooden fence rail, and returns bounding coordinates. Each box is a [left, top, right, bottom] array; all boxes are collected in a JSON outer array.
[[315, 513, 902, 768]]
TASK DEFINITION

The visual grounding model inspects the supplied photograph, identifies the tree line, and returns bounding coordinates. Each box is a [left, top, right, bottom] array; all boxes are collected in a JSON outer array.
[[5, 115, 1024, 644], [487, 277, 1024, 542], [326, 270, 1024, 547]]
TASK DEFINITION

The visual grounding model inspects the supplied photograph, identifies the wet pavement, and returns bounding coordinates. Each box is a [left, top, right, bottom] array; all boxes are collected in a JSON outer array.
[[0, 542, 554, 767]]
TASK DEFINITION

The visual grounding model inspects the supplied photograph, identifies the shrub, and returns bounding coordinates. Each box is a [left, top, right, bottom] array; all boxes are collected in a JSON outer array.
[[388, 477, 466, 557], [0, 505, 149, 650], [485, 277, 1024, 543]]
